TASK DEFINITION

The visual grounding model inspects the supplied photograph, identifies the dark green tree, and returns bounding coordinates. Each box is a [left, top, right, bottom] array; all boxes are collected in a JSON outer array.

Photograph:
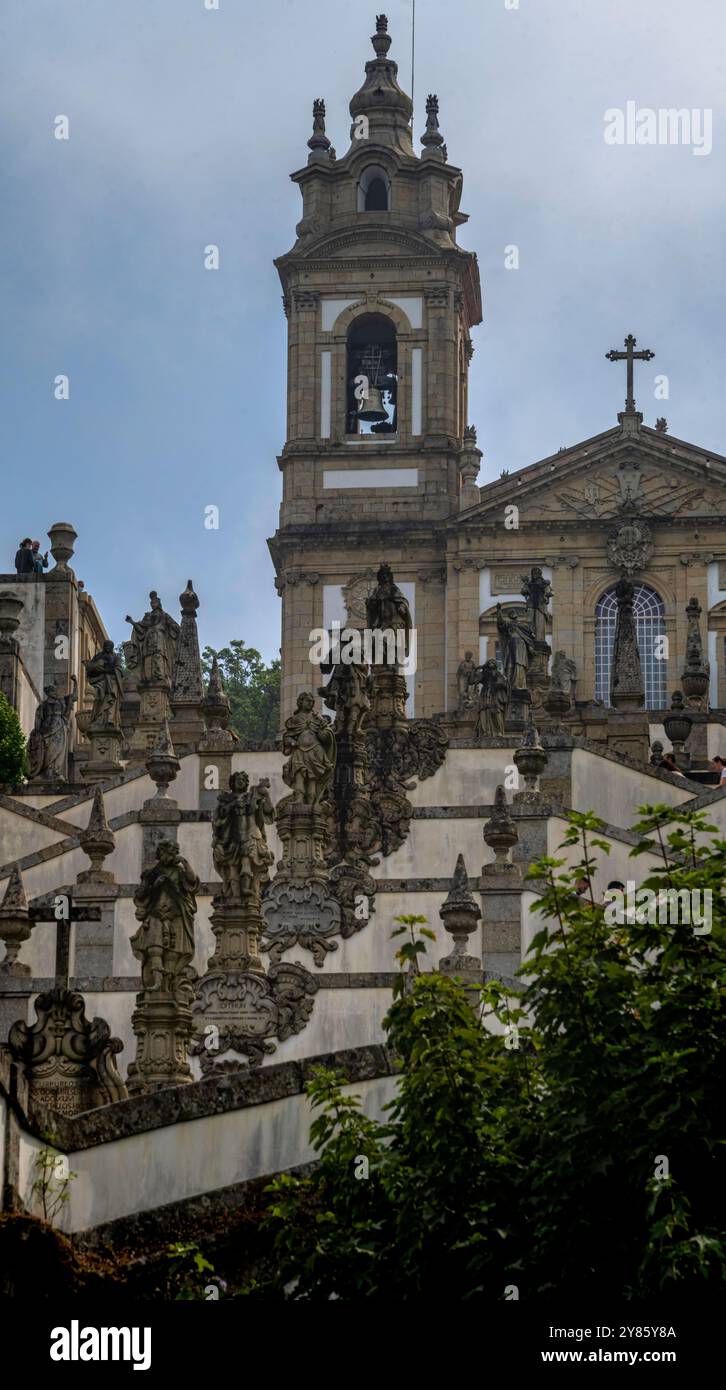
[[0, 691, 27, 785], [201, 641, 280, 745], [249, 807, 726, 1299]]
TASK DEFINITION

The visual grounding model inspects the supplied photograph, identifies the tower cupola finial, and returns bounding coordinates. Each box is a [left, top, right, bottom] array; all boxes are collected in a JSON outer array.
[[308, 98, 331, 159], [421, 93, 446, 160], [372, 14, 392, 57]]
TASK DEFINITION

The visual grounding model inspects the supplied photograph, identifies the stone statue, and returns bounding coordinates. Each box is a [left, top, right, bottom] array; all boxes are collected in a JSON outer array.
[[551, 650, 577, 699], [521, 567, 552, 644], [131, 840, 199, 997], [281, 693, 336, 806], [610, 577, 644, 709], [475, 658, 508, 737], [84, 640, 124, 729], [496, 605, 536, 692], [456, 651, 477, 712], [125, 592, 180, 685], [320, 660, 370, 740], [26, 678, 77, 780], [365, 563, 412, 655], [212, 771, 275, 904]]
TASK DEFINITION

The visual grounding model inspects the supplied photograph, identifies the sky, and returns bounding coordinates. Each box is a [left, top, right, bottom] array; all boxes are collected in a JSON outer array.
[[3, 0, 726, 662]]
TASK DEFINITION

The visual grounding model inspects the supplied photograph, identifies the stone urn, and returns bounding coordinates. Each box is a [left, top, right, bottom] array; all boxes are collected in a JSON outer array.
[[663, 691, 692, 769], [0, 594, 24, 641], [513, 719, 549, 803], [145, 722, 180, 800], [0, 866, 31, 975], [439, 854, 481, 983], [543, 683, 570, 725], [681, 666, 709, 708], [47, 522, 77, 571], [482, 784, 519, 876]]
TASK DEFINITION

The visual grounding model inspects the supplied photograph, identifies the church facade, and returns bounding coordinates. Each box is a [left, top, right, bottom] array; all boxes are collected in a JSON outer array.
[[1, 14, 726, 1248], [271, 16, 726, 726]]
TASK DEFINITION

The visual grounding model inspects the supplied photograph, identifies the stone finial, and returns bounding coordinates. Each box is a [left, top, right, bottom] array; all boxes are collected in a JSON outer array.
[[308, 98, 331, 154], [482, 785, 519, 876], [372, 14, 392, 56], [78, 787, 116, 884], [170, 580, 206, 752], [439, 853, 481, 982], [421, 93, 446, 158], [459, 426, 482, 510], [179, 579, 199, 617], [655, 417, 668, 432], [349, 12, 412, 157], [650, 739, 664, 766], [0, 865, 31, 974], [145, 719, 180, 800]]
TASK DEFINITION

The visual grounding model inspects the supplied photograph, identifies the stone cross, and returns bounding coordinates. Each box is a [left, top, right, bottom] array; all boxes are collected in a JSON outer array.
[[606, 334, 654, 414]]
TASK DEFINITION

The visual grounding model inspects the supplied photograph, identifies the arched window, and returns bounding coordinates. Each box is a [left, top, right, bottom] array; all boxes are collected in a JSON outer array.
[[357, 165, 391, 212], [346, 313, 397, 435], [595, 583, 667, 707]]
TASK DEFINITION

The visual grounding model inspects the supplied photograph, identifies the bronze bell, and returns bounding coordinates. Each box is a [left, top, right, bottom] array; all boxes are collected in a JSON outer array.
[[357, 385, 387, 422]]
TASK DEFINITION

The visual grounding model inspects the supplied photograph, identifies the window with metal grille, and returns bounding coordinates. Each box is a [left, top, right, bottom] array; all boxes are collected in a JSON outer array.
[[595, 584, 667, 707]]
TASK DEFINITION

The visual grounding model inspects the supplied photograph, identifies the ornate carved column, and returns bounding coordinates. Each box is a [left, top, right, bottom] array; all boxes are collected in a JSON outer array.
[[195, 769, 317, 1069], [127, 840, 199, 1092]]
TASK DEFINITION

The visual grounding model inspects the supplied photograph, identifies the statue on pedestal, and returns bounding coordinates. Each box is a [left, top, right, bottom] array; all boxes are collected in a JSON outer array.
[[496, 606, 536, 693], [84, 640, 124, 729], [131, 840, 199, 999], [456, 651, 478, 712], [551, 650, 577, 699], [281, 693, 336, 806], [27, 678, 77, 781], [212, 772, 275, 904], [125, 592, 180, 686], [521, 567, 552, 643], [365, 563, 412, 656], [474, 659, 509, 738]]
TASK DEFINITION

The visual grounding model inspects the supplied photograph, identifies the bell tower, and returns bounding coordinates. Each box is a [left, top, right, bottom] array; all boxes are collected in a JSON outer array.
[[269, 13, 483, 718]]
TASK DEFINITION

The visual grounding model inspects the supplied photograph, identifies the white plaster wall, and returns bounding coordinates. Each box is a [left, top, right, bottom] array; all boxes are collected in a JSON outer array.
[[378, 817, 485, 882], [53, 1073, 399, 1233], [409, 748, 517, 807], [0, 809, 66, 864], [546, 815, 663, 898], [571, 748, 691, 827]]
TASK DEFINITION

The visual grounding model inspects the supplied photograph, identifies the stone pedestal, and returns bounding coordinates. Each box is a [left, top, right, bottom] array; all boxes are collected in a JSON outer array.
[[127, 680, 172, 761], [127, 994, 194, 1093], [605, 711, 651, 765], [262, 800, 341, 966], [79, 723, 125, 782]]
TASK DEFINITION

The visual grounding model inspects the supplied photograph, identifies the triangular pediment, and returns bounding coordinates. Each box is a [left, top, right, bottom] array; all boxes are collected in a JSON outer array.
[[456, 424, 726, 528]]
